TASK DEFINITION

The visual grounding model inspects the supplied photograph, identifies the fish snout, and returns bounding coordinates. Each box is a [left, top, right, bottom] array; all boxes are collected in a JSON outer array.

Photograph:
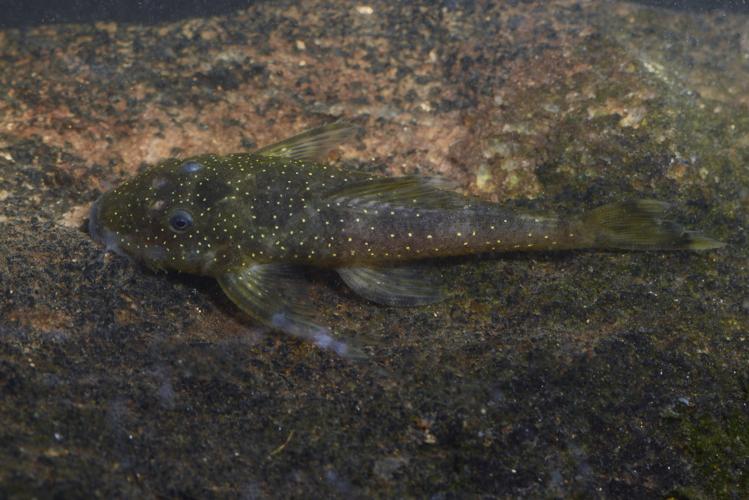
[[88, 197, 104, 245], [88, 196, 128, 257]]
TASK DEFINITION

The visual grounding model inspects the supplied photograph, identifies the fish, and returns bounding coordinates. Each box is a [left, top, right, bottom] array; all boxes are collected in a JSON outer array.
[[89, 122, 724, 356]]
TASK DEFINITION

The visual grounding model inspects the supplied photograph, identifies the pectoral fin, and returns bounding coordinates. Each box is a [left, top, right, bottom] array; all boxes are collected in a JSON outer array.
[[337, 266, 445, 307], [255, 121, 359, 162], [218, 263, 358, 357]]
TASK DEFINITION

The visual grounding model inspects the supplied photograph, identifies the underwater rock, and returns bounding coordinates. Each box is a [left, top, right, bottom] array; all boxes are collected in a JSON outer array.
[[0, 0, 746, 497]]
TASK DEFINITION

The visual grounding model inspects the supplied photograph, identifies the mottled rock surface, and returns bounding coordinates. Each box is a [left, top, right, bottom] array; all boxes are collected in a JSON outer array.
[[1, 1, 746, 497]]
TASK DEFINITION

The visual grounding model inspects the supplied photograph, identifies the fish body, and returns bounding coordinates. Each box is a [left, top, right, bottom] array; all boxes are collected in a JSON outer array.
[[89, 123, 723, 356]]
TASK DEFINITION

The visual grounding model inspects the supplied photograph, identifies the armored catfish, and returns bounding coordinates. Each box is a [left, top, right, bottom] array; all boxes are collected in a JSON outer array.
[[89, 123, 724, 356]]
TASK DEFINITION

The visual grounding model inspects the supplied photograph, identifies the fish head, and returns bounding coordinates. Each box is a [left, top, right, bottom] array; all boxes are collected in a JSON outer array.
[[89, 155, 241, 275]]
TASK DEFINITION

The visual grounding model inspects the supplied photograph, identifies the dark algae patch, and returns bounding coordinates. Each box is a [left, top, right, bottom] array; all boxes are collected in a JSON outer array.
[[0, 0, 747, 497]]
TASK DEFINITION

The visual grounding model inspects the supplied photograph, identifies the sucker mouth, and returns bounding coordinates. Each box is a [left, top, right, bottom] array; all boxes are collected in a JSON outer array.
[[88, 196, 127, 257], [88, 197, 104, 244]]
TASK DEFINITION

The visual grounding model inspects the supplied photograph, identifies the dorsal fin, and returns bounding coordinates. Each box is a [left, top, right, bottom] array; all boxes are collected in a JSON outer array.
[[255, 121, 359, 162], [325, 175, 469, 210]]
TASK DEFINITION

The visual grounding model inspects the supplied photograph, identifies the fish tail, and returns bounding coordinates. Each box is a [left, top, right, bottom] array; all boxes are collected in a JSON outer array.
[[579, 200, 724, 251]]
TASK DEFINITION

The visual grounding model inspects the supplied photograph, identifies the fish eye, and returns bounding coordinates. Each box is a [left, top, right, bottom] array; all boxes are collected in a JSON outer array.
[[168, 209, 193, 233], [181, 161, 203, 173]]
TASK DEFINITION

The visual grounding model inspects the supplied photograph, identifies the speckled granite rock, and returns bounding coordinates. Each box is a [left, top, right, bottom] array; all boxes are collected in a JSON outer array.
[[0, 1, 746, 497]]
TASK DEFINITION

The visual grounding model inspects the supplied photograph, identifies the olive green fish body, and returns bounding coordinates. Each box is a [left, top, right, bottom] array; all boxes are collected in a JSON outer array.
[[89, 123, 723, 356]]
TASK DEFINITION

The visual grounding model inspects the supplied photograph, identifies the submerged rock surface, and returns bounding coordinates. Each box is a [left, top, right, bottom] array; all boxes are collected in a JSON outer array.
[[0, 1, 746, 496]]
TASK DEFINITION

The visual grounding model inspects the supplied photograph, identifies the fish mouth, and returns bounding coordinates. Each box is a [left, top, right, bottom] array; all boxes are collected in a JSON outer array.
[[88, 196, 127, 257], [88, 196, 104, 244]]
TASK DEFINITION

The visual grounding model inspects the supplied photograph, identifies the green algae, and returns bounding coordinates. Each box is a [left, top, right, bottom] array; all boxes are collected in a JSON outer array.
[[677, 411, 749, 497]]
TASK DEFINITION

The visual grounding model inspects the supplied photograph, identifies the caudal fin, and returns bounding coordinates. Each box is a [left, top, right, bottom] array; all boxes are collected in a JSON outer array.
[[581, 200, 724, 251]]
